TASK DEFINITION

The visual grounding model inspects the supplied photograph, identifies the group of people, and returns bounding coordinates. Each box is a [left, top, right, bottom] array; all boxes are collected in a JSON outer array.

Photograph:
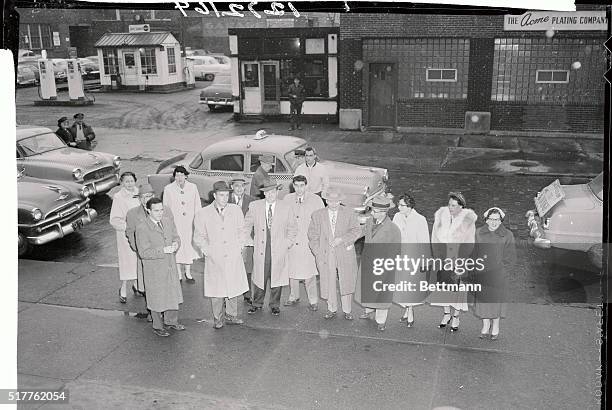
[[109, 153, 516, 341], [55, 112, 96, 150]]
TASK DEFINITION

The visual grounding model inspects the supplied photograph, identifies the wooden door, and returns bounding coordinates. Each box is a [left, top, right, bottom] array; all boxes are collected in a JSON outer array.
[[368, 63, 396, 127]]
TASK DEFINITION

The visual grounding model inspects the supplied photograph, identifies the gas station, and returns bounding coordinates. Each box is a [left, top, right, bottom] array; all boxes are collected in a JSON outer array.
[[34, 50, 94, 106]]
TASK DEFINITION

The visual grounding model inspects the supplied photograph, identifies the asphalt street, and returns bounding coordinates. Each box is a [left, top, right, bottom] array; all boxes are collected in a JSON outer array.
[[14, 83, 604, 409]]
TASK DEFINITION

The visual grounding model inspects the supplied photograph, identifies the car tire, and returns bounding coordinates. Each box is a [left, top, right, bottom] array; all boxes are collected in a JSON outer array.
[[208, 104, 217, 112], [18, 232, 29, 257], [587, 243, 603, 270], [204, 73, 215, 81]]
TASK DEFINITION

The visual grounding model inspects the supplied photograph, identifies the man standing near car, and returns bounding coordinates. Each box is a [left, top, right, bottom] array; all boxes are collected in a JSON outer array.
[[194, 181, 249, 329], [288, 76, 306, 130], [243, 178, 297, 316], [249, 154, 274, 199], [294, 147, 329, 196], [69, 113, 96, 150], [229, 175, 255, 304]]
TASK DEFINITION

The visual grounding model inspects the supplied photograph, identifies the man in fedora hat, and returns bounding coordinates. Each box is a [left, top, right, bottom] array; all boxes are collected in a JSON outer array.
[[55, 116, 76, 147], [69, 113, 96, 150], [283, 175, 324, 310], [229, 175, 256, 304], [355, 195, 401, 331], [243, 178, 297, 316], [250, 154, 275, 199], [194, 181, 249, 328], [308, 187, 362, 320]]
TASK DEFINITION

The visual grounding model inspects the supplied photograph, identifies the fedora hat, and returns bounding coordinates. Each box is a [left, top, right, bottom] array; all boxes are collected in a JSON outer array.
[[73, 113, 84, 119], [259, 154, 275, 165], [259, 178, 281, 192], [213, 181, 232, 192], [370, 195, 392, 210], [322, 187, 345, 201], [230, 175, 249, 184]]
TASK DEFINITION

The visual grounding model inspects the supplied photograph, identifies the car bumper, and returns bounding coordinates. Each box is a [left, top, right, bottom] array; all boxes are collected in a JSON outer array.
[[26, 208, 97, 245], [199, 98, 232, 105], [85, 174, 120, 194]]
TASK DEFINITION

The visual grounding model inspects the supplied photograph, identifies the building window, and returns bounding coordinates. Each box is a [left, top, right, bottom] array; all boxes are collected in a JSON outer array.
[[535, 70, 569, 84], [263, 38, 301, 55], [243, 63, 259, 87], [426, 69, 457, 82], [102, 49, 118, 75], [363, 38, 469, 100], [491, 38, 605, 104], [280, 57, 328, 98], [19, 24, 53, 50], [167, 47, 176, 74], [140, 48, 157, 75]]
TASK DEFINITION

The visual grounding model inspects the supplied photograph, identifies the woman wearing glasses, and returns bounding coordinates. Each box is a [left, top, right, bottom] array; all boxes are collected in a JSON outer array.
[[471, 207, 516, 340]]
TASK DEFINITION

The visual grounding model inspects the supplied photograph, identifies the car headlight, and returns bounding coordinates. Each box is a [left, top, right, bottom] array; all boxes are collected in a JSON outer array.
[[113, 156, 121, 168], [79, 186, 91, 198], [72, 168, 84, 181], [32, 208, 43, 221]]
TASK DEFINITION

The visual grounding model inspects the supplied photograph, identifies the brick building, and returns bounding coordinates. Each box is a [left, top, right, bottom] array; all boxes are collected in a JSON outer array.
[[338, 7, 607, 133]]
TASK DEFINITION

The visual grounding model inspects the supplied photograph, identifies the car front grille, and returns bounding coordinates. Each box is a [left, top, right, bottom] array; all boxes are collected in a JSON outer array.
[[45, 200, 83, 220], [84, 166, 115, 182]]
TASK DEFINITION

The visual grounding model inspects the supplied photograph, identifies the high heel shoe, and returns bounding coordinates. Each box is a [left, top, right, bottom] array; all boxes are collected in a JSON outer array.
[[479, 332, 489, 339], [406, 320, 414, 328], [119, 289, 127, 304], [490, 333, 499, 341], [132, 284, 146, 297], [450, 315, 460, 332], [439, 313, 451, 328]]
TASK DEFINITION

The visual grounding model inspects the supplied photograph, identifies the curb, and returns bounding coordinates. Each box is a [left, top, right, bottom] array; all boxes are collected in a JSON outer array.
[[386, 168, 599, 178]]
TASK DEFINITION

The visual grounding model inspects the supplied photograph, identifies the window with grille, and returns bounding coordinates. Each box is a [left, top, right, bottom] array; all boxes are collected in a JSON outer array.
[[140, 48, 157, 75], [491, 38, 605, 104], [19, 24, 52, 50], [363, 38, 469, 100], [102, 49, 118, 76], [167, 47, 176, 74]]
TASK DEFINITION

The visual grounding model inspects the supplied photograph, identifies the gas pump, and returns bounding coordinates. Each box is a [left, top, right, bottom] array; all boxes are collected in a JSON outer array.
[[66, 59, 85, 100], [184, 58, 195, 86], [38, 52, 57, 100]]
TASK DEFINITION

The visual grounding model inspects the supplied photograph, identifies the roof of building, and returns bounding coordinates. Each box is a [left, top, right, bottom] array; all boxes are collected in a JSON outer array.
[[94, 32, 176, 48]]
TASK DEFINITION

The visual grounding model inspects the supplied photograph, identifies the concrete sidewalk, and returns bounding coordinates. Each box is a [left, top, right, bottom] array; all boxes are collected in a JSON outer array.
[[17, 259, 602, 409]]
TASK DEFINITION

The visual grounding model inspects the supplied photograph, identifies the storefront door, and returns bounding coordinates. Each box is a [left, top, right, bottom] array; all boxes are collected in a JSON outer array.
[[368, 63, 396, 127], [121, 51, 138, 85], [241, 61, 262, 114], [262, 61, 280, 114]]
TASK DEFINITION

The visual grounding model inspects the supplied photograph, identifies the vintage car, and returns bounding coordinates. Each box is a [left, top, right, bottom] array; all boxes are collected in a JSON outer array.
[[148, 131, 388, 222], [187, 55, 230, 81], [17, 65, 37, 87], [526, 172, 603, 269], [199, 72, 232, 111], [18, 171, 97, 257], [16, 126, 121, 195]]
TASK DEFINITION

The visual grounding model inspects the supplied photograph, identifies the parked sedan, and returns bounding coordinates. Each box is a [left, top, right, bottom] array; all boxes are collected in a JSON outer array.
[[16, 126, 121, 195], [18, 171, 97, 257], [18, 61, 40, 83], [17, 65, 37, 87], [526, 172, 603, 269], [187, 55, 230, 81], [148, 130, 388, 222], [199, 72, 232, 111]]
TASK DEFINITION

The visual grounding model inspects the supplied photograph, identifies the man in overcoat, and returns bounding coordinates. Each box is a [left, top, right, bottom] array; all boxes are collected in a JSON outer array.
[[308, 187, 362, 320], [355, 196, 401, 331], [135, 198, 184, 337], [249, 154, 274, 199], [194, 181, 249, 329], [243, 178, 297, 315], [283, 175, 324, 310], [69, 113, 96, 150], [228, 175, 255, 304], [288, 77, 306, 130]]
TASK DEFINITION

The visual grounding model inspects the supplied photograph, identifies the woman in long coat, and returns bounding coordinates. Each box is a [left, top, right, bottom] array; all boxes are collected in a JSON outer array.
[[392, 193, 431, 327], [428, 192, 477, 332], [471, 207, 516, 340], [110, 172, 140, 303], [163, 166, 201, 282]]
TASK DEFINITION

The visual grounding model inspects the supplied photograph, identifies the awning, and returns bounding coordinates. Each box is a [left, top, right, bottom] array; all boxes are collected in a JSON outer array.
[[94, 32, 175, 48]]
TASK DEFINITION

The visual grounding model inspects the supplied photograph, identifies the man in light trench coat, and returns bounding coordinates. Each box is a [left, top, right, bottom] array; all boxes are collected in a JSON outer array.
[[283, 175, 324, 310], [243, 178, 297, 316], [194, 181, 249, 329], [308, 187, 362, 320]]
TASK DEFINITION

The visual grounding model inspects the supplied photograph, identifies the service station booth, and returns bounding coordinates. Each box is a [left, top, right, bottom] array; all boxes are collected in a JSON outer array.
[[94, 29, 195, 92], [228, 28, 339, 122]]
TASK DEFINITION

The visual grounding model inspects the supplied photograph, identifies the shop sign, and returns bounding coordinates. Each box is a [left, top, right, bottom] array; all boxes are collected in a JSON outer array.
[[504, 11, 607, 31]]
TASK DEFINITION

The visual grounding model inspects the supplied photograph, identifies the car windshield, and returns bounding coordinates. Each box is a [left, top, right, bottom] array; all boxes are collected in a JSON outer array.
[[18, 133, 66, 156], [213, 56, 230, 64], [212, 75, 231, 86], [587, 173, 603, 201], [284, 143, 307, 171]]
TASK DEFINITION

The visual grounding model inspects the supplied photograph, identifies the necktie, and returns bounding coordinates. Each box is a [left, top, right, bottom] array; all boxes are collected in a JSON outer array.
[[267, 204, 273, 229], [298, 197, 303, 204], [217, 207, 224, 220], [157, 221, 163, 230], [330, 211, 337, 235]]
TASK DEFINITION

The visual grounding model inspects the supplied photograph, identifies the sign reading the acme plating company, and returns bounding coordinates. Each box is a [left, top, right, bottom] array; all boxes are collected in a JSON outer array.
[[504, 11, 607, 31]]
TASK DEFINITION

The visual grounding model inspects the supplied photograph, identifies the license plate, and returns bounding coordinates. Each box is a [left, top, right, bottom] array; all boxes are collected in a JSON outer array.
[[71, 220, 84, 231]]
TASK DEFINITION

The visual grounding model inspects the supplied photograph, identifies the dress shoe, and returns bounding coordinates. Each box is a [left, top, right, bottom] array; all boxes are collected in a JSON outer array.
[[224, 315, 244, 325], [323, 310, 337, 320], [283, 298, 300, 306], [344, 313, 354, 320], [247, 306, 261, 315], [244, 297, 253, 305], [377, 323, 386, 332], [153, 328, 170, 337], [399, 316, 408, 323], [185, 273, 195, 283], [308, 303, 318, 312], [214, 320, 224, 329], [439, 313, 451, 328], [406, 320, 414, 328], [450, 316, 460, 332], [271, 307, 280, 316], [119, 289, 127, 304], [165, 323, 186, 331], [147, 314, 153, 323], [490, 333, 499, 341], [359, 312, 372, 320]]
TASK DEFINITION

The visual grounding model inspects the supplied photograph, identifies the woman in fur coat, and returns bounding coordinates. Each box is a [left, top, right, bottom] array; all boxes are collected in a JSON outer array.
[[428, 192, 477, 332]]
